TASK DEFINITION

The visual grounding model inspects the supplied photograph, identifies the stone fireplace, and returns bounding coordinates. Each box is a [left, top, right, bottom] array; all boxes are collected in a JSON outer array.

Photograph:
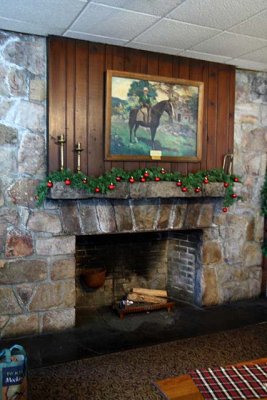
[[0, 30, 265, 338]]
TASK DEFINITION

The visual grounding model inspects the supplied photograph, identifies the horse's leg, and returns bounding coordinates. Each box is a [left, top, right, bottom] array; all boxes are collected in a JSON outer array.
[[151, 127, 157, 149], [133, 123, 139, 143]]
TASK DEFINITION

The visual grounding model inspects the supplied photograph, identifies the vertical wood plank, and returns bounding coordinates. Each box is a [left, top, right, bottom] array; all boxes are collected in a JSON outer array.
[[75, 40, 89, 174], [65, 40, 76, 172], [88, 42, 105, 176], [206, 64, 218, 170], [228, 68, 235, 155], [48, 38, 66, 172], [104, 45, 113, 173], [216, 66, 230, 169]]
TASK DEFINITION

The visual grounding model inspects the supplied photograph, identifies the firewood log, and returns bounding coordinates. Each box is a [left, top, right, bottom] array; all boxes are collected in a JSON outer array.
[[132, 288, 168, 298], [128, 292, 167, 304]]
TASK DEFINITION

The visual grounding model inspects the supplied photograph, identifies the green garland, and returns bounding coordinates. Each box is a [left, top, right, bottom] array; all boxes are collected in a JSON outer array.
[[35, 167, 241, 210]]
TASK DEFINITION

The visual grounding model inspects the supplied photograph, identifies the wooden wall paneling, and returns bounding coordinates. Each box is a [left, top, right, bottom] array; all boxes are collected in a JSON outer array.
[[109, 46, 125, 171], [200, 62, 209, 171], [206, 64, 218, 170], [103, 45, 113, 172], [175, 57, 190, 176], [75, 40, 89, 174], [228, 69, 235, 156], [216, 67, 230, 169], [48, 38, 67, 172], [123, 48, 143, 172], [138, 51, 149, 170], [65, 40, 76, 172], [88, 43, 105, 176], [157, 54, 173, 172], [188, 59, 203, 173]]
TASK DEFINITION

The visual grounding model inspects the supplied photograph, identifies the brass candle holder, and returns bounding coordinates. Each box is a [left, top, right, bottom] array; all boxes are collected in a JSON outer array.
[[56, 135, 66, 171], [75, 142, 83, 173]]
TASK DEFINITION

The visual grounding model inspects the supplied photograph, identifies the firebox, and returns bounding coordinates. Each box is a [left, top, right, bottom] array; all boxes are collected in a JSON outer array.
[[75, 230, 202, 316]]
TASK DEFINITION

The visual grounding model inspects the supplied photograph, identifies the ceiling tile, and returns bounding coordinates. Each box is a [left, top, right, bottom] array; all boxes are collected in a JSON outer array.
[[230, 10, 267, 39], [180, 50, 231, 64], [0, 0, 87, 35], [91, 0, 185, 16], [226, 58, 267, 72], [238, 45, 267, 64], [64, 30, 128, 46], [133, 19, 220, 49], [69, 3, 159, 40], [192, 32, 267, 58], [168, 0, 267, 30], [127, 41, 182, 55]]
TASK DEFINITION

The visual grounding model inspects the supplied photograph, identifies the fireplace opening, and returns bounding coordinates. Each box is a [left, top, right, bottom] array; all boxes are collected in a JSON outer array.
[[75, 230, 202, 322]]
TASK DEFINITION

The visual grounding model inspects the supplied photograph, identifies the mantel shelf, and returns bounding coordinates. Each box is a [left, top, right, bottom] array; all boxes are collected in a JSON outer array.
[[48, 182, 227, 201]]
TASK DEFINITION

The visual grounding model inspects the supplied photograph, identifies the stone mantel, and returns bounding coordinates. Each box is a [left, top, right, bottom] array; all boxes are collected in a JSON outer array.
[[48, 181, 227, 200]]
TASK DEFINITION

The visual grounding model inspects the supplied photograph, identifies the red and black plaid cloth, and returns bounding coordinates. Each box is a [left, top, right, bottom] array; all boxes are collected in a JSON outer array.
[[189, 362, 267, 399]]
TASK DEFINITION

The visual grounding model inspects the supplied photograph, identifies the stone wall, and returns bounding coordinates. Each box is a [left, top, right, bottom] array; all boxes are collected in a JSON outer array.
[[0, 29, 265, 338]]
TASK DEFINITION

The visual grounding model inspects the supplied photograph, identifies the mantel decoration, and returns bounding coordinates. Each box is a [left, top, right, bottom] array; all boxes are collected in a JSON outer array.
[[35, 167, 241, 211]]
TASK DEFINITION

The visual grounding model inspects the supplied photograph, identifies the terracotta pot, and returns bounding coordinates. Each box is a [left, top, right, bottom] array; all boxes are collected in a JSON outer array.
[[82, 267, 106, 289]]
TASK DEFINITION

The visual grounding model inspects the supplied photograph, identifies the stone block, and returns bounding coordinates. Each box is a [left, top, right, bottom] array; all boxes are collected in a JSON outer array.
[[202, 241, 222, 265], [0, 148, 16, 175], [96, 199, 116, 233], [172, 203, 187, 229], [131, 199, 159, 231], [201, 266, 219, 305], [0, 316, 9, 329], [29, 281, 75, 311], [7, 179, 39, 208], [0, 287, 21, 314], [51, 258, 75, 280], [18, 132, 46, 175], [9, 100, 45, 133], [27, 211, 62, 233], [197, 203, 214, 227], [0, 123, 17, 145], [42, 308, 75, 333], [0, 259, 47, 284], [60, 201, 81, 235], [36, 236, 75, 256], [5, 228, 33, 257], [157, 200, 173, 230], [8, 67, 27, 97], [183, 203, 201, 228], [30, 79, 46, 101], [15, 284, 35, 308], [243, 242, 263, 267], [1, 314, 39, 338], [113, 201, 133, 232], [79, 200, 99, 234]]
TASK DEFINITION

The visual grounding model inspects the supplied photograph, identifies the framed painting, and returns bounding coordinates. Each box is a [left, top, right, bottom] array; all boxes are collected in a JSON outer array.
[[105, 70, 204, 162]]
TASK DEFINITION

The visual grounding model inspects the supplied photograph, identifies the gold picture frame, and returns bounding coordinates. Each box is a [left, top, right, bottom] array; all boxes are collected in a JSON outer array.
[[105, 70, 204, 162]]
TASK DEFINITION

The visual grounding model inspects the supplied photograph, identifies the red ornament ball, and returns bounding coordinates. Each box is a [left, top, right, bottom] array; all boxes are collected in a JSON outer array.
[[154, 177, 160, 182], [95, 187, 100, 193], [176, 180, 182, 187], [160, 168, 166, 174], [203, 177, 209, 184], [64, 178, 71, 186], [140, 176, 146, 182], [224, 182, 229, 188], [108, 183, 115, 190], [233, 177, 239, 182], [222, 207, 228, 213], [116, 176, 122, 182], [144, 171, 150, 178], [47, 180, 53, 188], [194, 187, 201, 193], [231, 193, 237, 198], [129, 176, 135, 183], [181, 187, 188, 192], [82, 178, 87, 184]]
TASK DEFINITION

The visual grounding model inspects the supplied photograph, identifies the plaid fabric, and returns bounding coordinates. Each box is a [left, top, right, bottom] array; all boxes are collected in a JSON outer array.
[[190, 363, 267, 399]]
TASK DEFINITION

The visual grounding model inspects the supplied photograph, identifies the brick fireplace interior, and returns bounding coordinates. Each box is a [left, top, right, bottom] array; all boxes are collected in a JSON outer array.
[[75, 229, 203, 319]]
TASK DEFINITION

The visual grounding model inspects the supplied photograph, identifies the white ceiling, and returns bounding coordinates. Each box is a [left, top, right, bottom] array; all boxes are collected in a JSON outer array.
[[1, 0, 267, 71]]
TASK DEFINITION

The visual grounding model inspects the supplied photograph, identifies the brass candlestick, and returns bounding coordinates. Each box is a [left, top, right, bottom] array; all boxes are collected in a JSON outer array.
[[75, 142, 83, 173], [56, 135, 66, 171]]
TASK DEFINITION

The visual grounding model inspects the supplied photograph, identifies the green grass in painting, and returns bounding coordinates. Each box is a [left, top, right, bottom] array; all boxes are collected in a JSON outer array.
[[110, 118, 196, 157]]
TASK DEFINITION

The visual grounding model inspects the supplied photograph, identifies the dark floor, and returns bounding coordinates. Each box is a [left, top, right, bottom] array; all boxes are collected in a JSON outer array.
[[2, 297, 267, 370]]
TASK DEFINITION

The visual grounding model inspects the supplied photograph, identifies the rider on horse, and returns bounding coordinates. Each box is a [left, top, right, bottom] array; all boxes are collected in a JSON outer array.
[[138, 87, 151, 123]]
